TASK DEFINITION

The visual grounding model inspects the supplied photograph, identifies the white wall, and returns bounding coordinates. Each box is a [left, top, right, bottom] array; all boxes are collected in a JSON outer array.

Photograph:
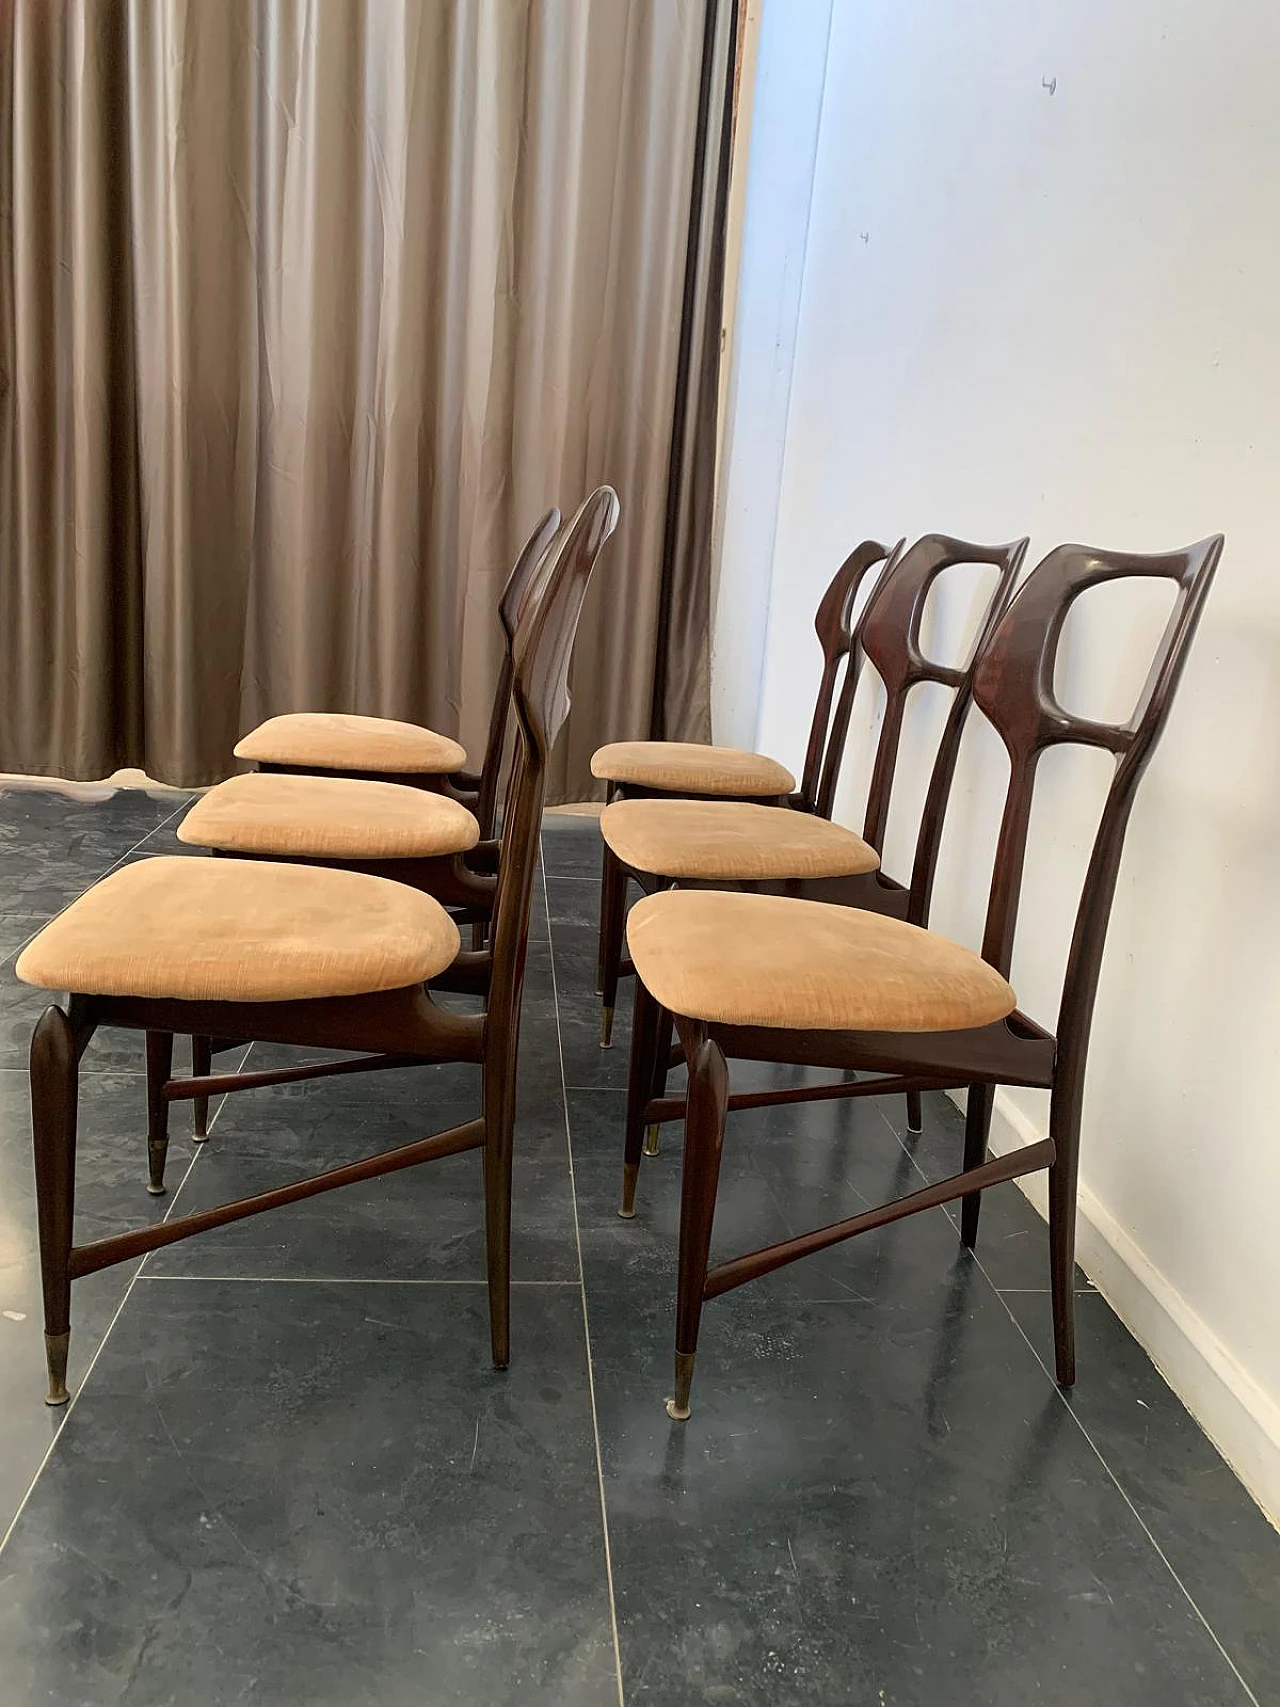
[[719, 0, 1280, 1517], [709, 0, 833, 747]]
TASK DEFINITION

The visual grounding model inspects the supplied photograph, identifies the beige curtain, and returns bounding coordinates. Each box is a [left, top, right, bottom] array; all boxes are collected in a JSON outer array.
[[0, 0, 733, 795]]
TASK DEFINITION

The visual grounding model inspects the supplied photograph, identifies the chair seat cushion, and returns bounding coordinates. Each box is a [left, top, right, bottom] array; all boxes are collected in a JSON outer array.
[[590, 740, 794, 797], [626, 890, 1015, 1034], [234, 712, 466, 776], [178, 773, 480, 860], [15, 857, 460, 1003], [600, 799, 879, 881]]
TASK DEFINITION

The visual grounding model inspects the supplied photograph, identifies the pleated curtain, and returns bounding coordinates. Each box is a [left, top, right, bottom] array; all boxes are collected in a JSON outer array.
[[0, 0, 735, 794]]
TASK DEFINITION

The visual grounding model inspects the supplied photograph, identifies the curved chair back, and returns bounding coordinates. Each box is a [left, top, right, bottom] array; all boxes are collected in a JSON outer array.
[[489, 488, 620, 1022], [474, 507, 563, 837], [965, 535, 1223, 1096], [797, 540, 894, 812], [818, 534, 1027, 879]]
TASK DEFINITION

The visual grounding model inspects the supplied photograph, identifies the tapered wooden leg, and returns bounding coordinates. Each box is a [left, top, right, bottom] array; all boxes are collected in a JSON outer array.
[[1048, 1091, 1081, 1388], [905, 1090, 923, 1134], [666, 1025, 728, 1421], [598, 846, 627, 1047], [643, 1006, 675, 1156], [482, 1047, 516, 1369], [192, 1035, 212, 1139], [145, 1030, 174, 1194], [30, 1006, 80, 1405], [959, 1082, 995, 1248], [619, 977, 662, 1217]]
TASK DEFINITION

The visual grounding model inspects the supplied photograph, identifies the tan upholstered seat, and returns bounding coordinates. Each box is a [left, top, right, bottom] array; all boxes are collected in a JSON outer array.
[[178, 773, 480, 860], [600, 798, 879, 882], [234, 712, 466, 776], [15, 857, 459, 1003], [590, 741, 794, 797], [626, 890, 1015, 1034]]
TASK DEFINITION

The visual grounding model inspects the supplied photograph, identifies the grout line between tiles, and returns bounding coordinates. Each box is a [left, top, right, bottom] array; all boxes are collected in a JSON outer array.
[[0, 1038, 250, 1561], [541, 837, 627, 1707], [873, 1102, 1262, 1707]]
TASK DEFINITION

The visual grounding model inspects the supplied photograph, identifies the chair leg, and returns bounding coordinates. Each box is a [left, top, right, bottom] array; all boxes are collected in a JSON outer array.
[[619, 977, 662, 1218], [31, 1006, 80, 1406], [905, 1089, 923, 1134], [146, 1030, 175, 1194], [598, 846, 627, 1047], [482, 1045, 517, 1369], [643, 1006, 674, 1157], [959, 1082, 995, 1248], [192, 1035, 212, 1139], [1048, 1094, 1082, 1388], [666, 1027, 728, 1421]]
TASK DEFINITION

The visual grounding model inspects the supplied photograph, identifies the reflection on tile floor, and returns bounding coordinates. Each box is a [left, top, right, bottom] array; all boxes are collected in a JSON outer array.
[[0, 796, 1274, 1704]]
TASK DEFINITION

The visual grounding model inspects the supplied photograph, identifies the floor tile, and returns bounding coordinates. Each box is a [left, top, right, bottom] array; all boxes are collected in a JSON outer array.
[[1005, 1288, 1280, 1704], [146, 1062, 580, 1283], [541, 815, 606, 879], [0, 1067, 199, 1533], [566, 1082, 1257, 1706], [0, 1282, 618, 1707]]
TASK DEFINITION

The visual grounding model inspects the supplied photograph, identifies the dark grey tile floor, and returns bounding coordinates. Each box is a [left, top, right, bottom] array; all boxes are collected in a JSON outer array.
[[0, 793, 1275, 1705]]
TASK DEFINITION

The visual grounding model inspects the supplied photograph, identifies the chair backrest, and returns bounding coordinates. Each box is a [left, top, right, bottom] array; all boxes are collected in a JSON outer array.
[[797, 540, 894, 812], [817, 534, 1027, 886], [488, 487, 620, 1024], [963, 535, 1222, 1077], [474, 507, 562, 837]]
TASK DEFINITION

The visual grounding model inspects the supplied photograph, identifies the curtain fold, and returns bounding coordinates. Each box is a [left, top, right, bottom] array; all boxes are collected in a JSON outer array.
[[0, 0, 734, 795]]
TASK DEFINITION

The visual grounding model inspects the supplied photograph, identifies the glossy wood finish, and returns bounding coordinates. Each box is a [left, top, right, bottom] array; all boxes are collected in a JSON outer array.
[[173, 511, 562, 1111], [595, 538, 893, 1011], [629, 534, 1223, 1417], [617, 532, 1028, 1155], [27, 489, 618, 1403]]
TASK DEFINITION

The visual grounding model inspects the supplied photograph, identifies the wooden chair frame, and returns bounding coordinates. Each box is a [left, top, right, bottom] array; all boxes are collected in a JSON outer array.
[[616, 533, 1027, 1165], [28, 489, 619, 1406], [180, 508, 563, 1132], [624, 534, 1223, 1419], [595, 538, 895, 1026]]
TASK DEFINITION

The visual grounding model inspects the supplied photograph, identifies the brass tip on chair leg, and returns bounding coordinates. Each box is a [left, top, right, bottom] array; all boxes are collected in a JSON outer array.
[[664, 1350, 696, 1422], [642, 1122, 661, 1157], [145, 1182, 167, 1196], [44, 1331, 70, 1407], [600, 1006, 615, 1049], [618, 1162, 639, 1219]]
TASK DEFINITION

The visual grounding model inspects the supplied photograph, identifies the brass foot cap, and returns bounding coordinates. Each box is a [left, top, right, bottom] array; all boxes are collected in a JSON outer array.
[[192, 1132, 209, 1145], [617, 1205, 636, 1220], [44, 1386, 70, 1407], [665, 1397, 691, 1422], [146, 1183, 167, 1196], [599, 1007, 615, 1049], [642, 1124, 660, 1157]]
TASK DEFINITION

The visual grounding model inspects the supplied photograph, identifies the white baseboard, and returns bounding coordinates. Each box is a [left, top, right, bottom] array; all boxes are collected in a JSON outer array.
[[954, 1088, 1280, 1529]]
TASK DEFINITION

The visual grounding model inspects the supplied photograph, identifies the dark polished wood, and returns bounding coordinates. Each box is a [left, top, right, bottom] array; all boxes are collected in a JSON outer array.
[[27, 488, 619, 1403], [616, 532, 1028, 1154], [171, 513, 561, 1112], [632, 533, 1223, 1417]]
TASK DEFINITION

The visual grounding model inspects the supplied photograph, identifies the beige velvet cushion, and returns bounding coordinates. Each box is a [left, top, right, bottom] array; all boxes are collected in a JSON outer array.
[[178, 773, 480, 860], [600, 798, 879, 881], [626, 890, 1015, 1033], [234, 712, 466, 775], [15, 857, 459, 1002], [590, 740, 795, 797]]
